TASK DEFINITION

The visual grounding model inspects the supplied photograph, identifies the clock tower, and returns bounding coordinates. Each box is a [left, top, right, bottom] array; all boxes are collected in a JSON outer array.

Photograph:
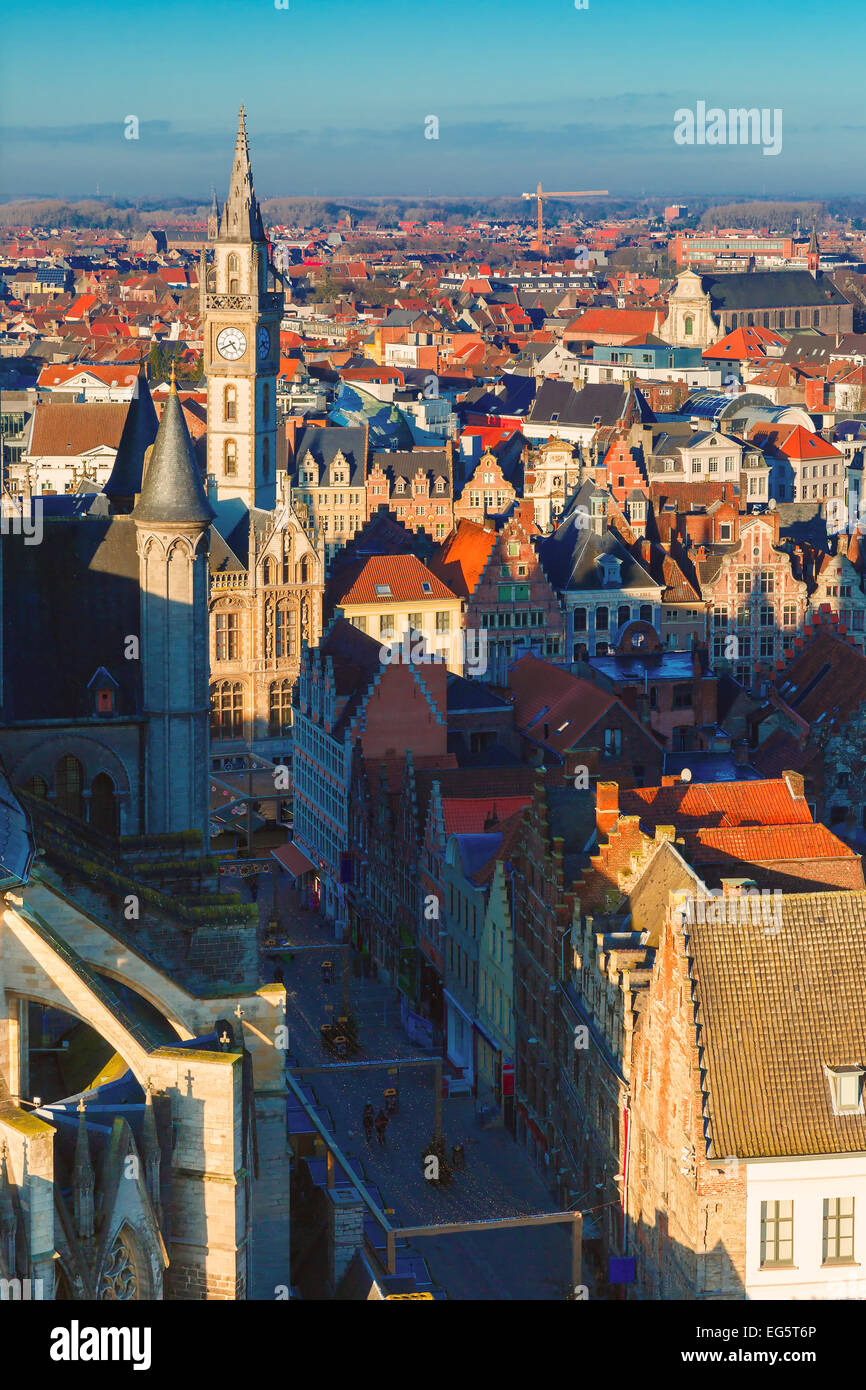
[[201, 107, 281, 512]]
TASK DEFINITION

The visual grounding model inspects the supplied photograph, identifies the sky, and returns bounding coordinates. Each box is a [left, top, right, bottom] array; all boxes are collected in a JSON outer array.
[[1, 0, 864, 201]]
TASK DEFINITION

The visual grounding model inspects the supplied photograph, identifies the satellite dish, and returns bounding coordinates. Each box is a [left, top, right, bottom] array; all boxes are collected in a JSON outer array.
[[681, 768, 692, 783]]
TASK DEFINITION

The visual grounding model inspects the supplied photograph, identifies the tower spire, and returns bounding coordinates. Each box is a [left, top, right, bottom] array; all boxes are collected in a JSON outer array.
[[220, 105, 266, 242]]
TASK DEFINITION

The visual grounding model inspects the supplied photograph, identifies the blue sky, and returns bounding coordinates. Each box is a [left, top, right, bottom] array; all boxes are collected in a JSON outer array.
[[1, 0, 864, 199]]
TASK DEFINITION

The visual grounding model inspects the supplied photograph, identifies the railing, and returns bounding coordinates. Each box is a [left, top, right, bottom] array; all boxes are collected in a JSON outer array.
[[211, 572, 248, 589]]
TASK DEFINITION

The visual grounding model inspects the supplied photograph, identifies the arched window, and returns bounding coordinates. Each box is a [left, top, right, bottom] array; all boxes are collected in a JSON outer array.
[[763, 312, 770, 328], [262, 384, 270, 424], [262, 437, 270, 479], [730, 313, 737, 329], [224, 439, 237, 476], [618, 604, 630, 628], [224, 385, 237, 422], [211, 682, 244, 739], [296, 556, 311, 584], [269, 679, 294, 736], [263, 556, 277, 586], [91, 772, 118, 837], [55, 755, 84, 820], [684, 316, 694, 336], [795, 310, 801, 328], [24, 775, 48, 798], [639, 604, 653, 623], [747, 313, 754, 327], [275, 605, 296, 658], [227, 253, 240, 295]]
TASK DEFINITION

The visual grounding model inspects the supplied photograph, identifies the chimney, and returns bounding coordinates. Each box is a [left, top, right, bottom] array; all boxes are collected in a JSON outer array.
[[595, 781, 619, 837], [783, 769, 805, 801]]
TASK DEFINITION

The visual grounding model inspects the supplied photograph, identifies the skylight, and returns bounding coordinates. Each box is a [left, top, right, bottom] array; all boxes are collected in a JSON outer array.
[[375, 584, 392, 597]]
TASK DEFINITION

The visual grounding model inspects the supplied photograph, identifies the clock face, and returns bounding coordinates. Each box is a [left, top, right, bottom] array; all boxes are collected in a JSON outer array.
[[216, 327, 247, 361], [257, 326, 270, 360]]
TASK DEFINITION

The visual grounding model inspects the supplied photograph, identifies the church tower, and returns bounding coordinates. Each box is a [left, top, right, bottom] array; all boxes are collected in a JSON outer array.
[[133, 372, 215, 843], [201, 108, 281, 513]]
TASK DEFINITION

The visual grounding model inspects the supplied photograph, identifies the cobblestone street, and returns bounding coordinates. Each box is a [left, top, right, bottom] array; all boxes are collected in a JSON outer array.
[[253, 872, 575, 1300]]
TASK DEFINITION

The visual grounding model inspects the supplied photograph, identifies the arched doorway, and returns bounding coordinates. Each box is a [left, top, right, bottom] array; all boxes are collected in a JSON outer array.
[[90, 772, 118, 836]]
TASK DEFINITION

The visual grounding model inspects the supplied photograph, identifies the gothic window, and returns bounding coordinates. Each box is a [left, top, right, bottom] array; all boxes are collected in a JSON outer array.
[[211, 681, 244, 738], [215, 611, 239, 661], [55, 755, 84, 820], [24, 775, 48, 798], [275, 605, 296, 658], [101, 1232, 140, 1301], [263, 384, 270, 423], [269, 679, 294, 736], [263, 556, 277, 586], [224, 385, 237, 422], [224, 439, 237, 476], [296, 556, 312, 584], [90, 772, 118, 837], [227, 253, 240, 295]]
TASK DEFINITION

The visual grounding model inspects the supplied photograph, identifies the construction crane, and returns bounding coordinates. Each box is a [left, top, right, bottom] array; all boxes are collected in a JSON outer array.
[[521, 182, 609, 250]]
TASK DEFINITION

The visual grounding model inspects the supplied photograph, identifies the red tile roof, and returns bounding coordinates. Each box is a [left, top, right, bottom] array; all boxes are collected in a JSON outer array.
[[443, 795, 531, 837], [509, 656, 620, 749]]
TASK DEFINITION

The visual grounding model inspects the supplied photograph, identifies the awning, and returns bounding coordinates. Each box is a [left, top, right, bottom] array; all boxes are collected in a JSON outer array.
[[272, 842, 316, 877]]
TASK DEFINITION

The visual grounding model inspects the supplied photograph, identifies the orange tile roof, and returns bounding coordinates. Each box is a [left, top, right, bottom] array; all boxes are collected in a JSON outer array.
[[431, 519, 497, 597], [692, 823, 855, 863], [619, 778, 812, 830], [334, 554, 457, 606]]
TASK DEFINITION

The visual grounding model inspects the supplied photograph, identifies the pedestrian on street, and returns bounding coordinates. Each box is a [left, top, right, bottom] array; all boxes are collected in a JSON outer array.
[[374, 1109, 389, 1147], [362, 1104, 375, 1143]]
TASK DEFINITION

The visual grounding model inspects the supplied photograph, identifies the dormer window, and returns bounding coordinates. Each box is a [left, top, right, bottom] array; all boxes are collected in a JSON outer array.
[[88, 666, 118, 717], [826, 1066, 864, 1115]]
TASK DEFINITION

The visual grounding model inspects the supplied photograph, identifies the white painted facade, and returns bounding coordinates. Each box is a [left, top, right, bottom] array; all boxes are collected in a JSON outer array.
[[745, 1153, 866, 1300]]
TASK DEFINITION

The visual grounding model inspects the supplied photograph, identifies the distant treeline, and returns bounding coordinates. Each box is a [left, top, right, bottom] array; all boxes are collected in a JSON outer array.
[[699, 201, 824, 232]]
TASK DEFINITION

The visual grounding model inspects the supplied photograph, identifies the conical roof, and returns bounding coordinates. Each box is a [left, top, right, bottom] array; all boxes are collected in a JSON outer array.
[[219, 106, 266, 243], [133, 373, 215, 527], [103, 369, 159, 507]]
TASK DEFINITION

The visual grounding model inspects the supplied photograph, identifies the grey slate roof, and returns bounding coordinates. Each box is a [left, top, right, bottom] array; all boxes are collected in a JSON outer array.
[[132, 386, 214, 527], [539, 487, 658, 593], [701, 270, 849, 312], [528, 379, 651, 431], [292, 425, 367, 486]]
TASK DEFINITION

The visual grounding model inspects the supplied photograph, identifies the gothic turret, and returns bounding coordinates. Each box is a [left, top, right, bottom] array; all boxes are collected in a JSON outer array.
[[103, 369, 159, 514], [133, 369, 213, 840], [133, 370, 215, 528]]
